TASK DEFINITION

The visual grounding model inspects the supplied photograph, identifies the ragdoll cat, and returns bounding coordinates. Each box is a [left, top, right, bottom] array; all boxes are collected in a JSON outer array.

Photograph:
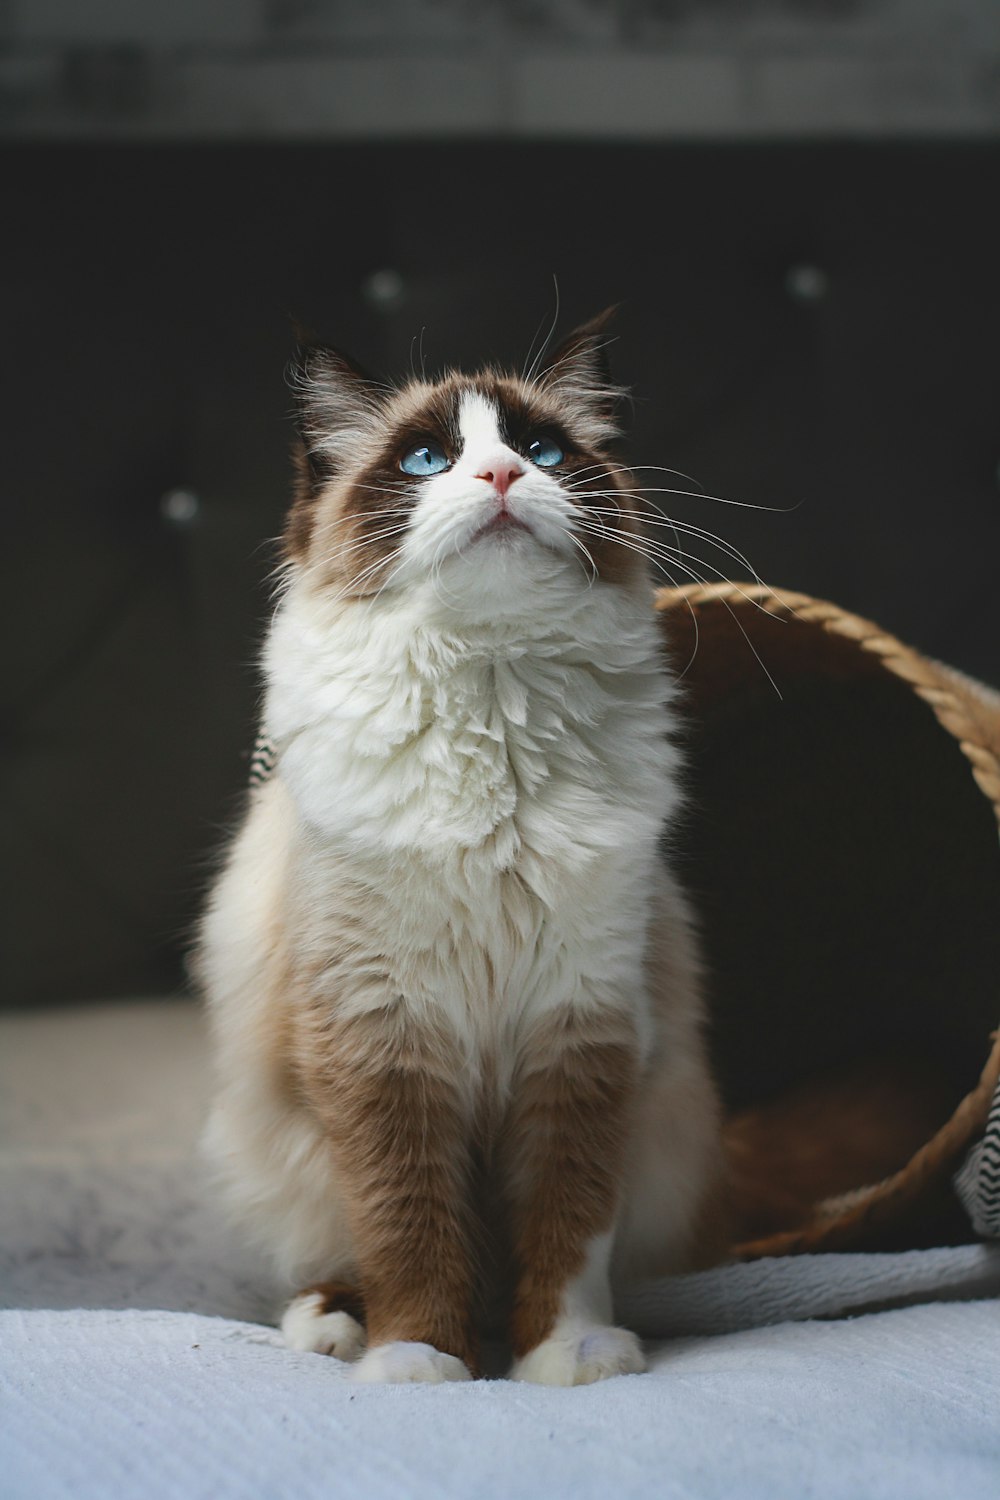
[[197, 312, 726, 1386]]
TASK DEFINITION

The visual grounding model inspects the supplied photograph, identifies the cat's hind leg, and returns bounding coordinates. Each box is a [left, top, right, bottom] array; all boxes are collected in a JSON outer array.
[[281, 1281, 366, 1362]]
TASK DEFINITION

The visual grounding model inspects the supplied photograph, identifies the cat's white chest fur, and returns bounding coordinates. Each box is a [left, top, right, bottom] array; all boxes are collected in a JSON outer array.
[[262, 576, 682, 1051], [267, 576, 680, 856]]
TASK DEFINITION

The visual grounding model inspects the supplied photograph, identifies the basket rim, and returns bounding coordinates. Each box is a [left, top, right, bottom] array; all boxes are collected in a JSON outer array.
[[655, 580, 1000, 1257], [655, 580, 1000, 823]]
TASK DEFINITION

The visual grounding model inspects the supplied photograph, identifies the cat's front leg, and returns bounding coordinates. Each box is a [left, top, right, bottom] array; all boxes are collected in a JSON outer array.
[[297, 1002, 479, 1383], [503, 1006, 646, 1386]]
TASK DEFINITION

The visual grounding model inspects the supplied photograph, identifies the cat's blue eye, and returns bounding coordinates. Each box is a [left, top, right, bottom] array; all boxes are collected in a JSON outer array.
[[526, 435, 563, 468], [400, 441, 450, 477]]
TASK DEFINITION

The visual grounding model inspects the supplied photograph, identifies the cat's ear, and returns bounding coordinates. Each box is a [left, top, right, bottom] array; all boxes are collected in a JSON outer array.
[[289, 336, 386, 494], [538, 307, 624, 446]]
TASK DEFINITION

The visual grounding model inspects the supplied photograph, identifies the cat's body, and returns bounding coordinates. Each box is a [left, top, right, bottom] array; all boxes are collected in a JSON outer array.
[[198, 318, 726, 1385]]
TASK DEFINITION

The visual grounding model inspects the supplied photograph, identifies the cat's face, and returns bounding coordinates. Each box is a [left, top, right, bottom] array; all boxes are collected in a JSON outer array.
[[286, 313, 645, 614]]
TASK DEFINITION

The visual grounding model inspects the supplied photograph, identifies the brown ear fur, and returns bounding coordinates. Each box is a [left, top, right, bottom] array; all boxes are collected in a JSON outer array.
[[537, 307, 624, 446], [285, 338, 384, 561], [542, 306, 618, 384]]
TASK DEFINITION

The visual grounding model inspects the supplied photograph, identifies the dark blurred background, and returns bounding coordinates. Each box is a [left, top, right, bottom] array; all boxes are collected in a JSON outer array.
[[3, 0, 999, 1006]]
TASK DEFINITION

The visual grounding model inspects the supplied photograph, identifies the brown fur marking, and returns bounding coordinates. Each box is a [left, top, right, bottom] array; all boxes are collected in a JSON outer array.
[[292, 1001, 481, 1372], [501, 1010, 638, 1358], [298, 1279, 367, 1325]]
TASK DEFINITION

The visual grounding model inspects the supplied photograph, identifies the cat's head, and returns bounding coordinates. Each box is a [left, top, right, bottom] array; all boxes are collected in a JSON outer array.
[[285, 311, 646, 617]]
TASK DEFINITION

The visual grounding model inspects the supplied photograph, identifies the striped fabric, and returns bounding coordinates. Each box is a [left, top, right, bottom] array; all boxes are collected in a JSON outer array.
[[955, 1078, 1000, 1238], [248, 734, 277, 789]]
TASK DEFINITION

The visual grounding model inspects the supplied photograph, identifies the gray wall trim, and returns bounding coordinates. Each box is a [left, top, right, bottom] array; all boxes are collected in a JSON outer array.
[[3, 49, 1000, 140]]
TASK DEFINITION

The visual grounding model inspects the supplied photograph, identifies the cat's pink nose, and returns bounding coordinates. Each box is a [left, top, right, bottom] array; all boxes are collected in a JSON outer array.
[[475, 459, 524, 497]]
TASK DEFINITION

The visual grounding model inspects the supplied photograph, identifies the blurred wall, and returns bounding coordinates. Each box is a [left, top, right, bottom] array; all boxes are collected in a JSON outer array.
[[4, 0, 1000, 139], [3, 2, 999, 1007]]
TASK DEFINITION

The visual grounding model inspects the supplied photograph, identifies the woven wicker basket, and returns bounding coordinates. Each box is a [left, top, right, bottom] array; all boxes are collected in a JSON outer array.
[[655, 583, 1000, 1259]]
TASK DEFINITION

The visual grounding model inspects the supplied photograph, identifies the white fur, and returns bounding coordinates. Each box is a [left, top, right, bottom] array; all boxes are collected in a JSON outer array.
[[510, 1231, 646, 1386], [511, 1325, 645, 1386], [351, 1343, 472, 1385], [562, 1230, 615, 1326], [280, 1293, 365, 1361], [456, 390, 509, 455], [200, 379, 717, 1312]]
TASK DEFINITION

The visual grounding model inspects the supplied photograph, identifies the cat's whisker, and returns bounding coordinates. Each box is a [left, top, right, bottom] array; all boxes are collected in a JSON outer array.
[[266, 542, 298, 590], [428, 533, 466, 610], [569, 492, 703, 586], [523, 274, 561, 385], [671, 584, 703, 686], [579, 502, 771, 596], [631, 476, 798, 515], [346, 484, 419, 498], [427, 544, 446, 610], [322, 562, 388, 607], [565, 462, 703, 492], [630, 462, 706, 493], [565, 528, 599, 587], [573, 520, 685, 601], [327, 545, 407, 606], [646, 523, 775, 600], [364, 554, 407, 612], [566, 465, 800, 517], [571, 507, 705, 681], [567, 487, 778, 600], [562, 463, 626, 482], [343, 518, 415, 542], [409, 327, 430, 384], [574, 520, 782, 698], [327, 522, 410, 551], [576, 517, 779, 624], [565, 462, 705, 495], [348, 564, 403, 606], [521, 309, 550, 384], [564, 490, 620, 547], [324, 524, 416, 571]]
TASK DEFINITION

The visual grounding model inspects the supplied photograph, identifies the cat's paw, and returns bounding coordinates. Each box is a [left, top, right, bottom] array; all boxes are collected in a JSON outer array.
[[350, 1341, 473, 1385], [280, 1292, 366, 1362], [511, 1324, 645, 1386]]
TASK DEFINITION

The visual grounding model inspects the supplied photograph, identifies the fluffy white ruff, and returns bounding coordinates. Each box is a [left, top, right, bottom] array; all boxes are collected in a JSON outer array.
[[511, 1324, 646, 1386], [266, 570, 679, 866], [351, 1342, 472, 1385], [280, 1293, 365, 1362]]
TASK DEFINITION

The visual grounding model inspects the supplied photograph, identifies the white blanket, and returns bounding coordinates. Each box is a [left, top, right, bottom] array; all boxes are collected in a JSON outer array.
[[2, 1001, 999, 1499], [4, 1299, 999, 1500]]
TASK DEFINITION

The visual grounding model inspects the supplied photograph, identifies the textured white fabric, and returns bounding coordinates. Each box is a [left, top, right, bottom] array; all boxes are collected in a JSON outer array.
[[3, 1301, 1000, 1500], [2, 999, 999, 1499]]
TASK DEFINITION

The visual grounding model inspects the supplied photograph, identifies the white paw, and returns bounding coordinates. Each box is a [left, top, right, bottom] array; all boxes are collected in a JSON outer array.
[[511, 1324, 646, 1386], [350, 1341, 472, 1385], [280, 1293, 366, 1362]]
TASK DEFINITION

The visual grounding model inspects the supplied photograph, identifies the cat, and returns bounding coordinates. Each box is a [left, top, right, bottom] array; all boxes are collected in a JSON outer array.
[[196, 311, 727, 1386]]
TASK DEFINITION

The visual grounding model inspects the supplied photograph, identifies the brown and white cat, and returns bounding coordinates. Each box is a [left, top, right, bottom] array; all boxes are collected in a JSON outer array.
[[197, 313, 726, 1386]]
